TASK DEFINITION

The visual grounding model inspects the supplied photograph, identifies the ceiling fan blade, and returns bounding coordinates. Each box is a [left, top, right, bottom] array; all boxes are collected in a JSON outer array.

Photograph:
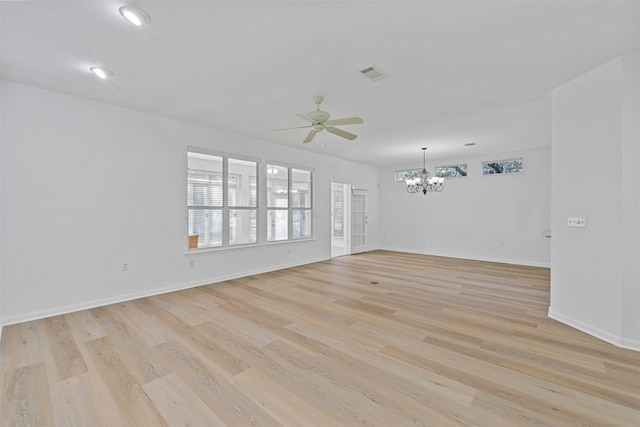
[[325, 126, 357, 141], [302, 129, 317, 144], [272, 125, 312, 131], [295, 113, 314, 123], [324, 117, 363, 126]]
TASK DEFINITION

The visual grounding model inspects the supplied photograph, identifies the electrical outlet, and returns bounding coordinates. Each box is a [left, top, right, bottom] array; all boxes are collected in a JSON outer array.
[[567, 217, 586, 228], [189, 260, 195, 268], [122, 262, 129, 271]]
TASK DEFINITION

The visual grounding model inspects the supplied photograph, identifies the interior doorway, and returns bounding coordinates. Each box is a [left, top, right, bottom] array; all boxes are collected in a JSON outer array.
[[331, 183, 350, 257]]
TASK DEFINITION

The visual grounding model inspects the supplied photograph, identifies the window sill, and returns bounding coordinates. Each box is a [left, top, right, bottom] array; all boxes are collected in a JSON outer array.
[[266, 237, 316, 246], [184, 237, 316, 256]]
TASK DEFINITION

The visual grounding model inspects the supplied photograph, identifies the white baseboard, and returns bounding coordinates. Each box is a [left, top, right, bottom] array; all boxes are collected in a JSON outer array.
[[380, 247, 551, 268], [548, 308, 640, 352], [0, 256, 328, 328]]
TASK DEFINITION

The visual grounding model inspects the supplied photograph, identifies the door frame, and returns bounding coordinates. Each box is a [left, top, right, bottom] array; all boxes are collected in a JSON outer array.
[[350, 187, 367, 254], [331, 182, 351, 257]]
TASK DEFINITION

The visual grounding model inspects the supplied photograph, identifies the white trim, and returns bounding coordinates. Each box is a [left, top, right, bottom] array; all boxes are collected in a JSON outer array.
[[188, 145, 260, 164], [185, 237, 316, 255], [0, 256, 328, 328], [380, 246, 551, 268], [352, 187, 368, 196], [548, 308, 640, 352]]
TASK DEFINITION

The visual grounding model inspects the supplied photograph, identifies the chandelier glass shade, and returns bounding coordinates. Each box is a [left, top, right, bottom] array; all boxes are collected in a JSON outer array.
[[406, 148, 445, 195]]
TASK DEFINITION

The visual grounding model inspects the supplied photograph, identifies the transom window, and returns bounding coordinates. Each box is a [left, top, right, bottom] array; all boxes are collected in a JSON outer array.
[[482, 158, 523, 175], [394, 169, 421, 183], [435, 164, 467, 178]]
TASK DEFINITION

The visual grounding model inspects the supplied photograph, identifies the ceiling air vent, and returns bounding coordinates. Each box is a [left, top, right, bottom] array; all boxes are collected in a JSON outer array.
[[360, 65, 388, 82]]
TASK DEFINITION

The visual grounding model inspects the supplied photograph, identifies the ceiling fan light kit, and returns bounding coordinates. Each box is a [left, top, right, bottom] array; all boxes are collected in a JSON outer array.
[[406, 148, 445, 195], [277, 96, 364, 144]]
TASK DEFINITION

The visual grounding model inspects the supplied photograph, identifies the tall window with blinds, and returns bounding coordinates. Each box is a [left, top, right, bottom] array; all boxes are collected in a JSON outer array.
[[228, 158, 257, 245], [187, 170, 223, 247], [267, 164, 313, 242], [188, 148, 257, 249], [292, 168, 312, 239]]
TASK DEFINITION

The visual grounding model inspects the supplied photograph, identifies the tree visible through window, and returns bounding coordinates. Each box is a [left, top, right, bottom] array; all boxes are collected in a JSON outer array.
[[482, 158, 523, 175], [435, 164, 467, 178], [394, 169, 421, 182]]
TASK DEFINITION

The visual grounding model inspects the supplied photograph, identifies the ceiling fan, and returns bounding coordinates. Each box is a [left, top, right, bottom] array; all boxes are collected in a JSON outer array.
[[276, 96, 364, 144]]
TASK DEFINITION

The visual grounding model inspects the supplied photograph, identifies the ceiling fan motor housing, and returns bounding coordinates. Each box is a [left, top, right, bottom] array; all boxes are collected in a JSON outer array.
[[277, 96, 362, 144], [308, 109, 330, 123]]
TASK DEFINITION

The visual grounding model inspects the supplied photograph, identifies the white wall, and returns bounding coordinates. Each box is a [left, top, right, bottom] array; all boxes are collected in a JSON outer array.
[[0, 80, 3, 338], [550, 52, 640, 350], [0, 80, 379, 326], [620, 53, 640, 347], [378, 147, 551, 267]]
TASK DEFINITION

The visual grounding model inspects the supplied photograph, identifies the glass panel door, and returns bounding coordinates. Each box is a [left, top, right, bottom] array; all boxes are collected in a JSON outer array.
[[331, 183, 350, 257], [351, 192, 366, 253]]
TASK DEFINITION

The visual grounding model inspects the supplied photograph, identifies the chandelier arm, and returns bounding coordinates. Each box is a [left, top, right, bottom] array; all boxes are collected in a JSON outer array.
[[405, 147, 445, 196]]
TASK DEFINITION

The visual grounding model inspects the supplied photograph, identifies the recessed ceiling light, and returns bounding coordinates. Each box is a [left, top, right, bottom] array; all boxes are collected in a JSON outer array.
[[119, 5, 151, 26], [89, 67, 113, 79]]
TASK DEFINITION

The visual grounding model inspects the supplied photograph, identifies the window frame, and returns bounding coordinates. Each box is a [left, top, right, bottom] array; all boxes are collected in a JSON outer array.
[[187, 167, 224, 248], [394, 169, 422, 183], [266, 161, 314, 243], [187, 146, 259, 251], [435, 164, 468, 178], [481, 158, 523, 175], [186, 147, 315, 253]]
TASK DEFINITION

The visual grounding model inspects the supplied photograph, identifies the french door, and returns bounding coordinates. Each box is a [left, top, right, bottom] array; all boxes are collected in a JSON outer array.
[[331, 183, 350, 257], [351, 189, 367, 254], [331, 184, 367, 257]]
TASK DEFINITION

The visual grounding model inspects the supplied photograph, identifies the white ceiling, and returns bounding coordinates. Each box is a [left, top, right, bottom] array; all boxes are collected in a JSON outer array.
[[2, 1, 639, 167]]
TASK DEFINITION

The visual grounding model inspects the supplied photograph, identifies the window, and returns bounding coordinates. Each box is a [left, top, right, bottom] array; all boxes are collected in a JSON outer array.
[[228, 158, 258, 245], [267, 164, 313, 242], [187, 148, 313, 250], [333, 186, 344, 238], [187, 154, 223, 248], [395, 169, 421, 182], [188, 148, 257, 249], [435, 164, 467, 178], [482, 158, 523, 175]]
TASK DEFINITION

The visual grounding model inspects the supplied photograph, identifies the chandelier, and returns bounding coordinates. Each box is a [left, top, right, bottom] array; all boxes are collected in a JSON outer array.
[[406, 148, 445, 195]]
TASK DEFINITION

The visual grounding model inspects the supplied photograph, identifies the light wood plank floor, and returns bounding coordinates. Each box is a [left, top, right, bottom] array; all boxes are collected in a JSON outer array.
[[2, 251, 639, 426]]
